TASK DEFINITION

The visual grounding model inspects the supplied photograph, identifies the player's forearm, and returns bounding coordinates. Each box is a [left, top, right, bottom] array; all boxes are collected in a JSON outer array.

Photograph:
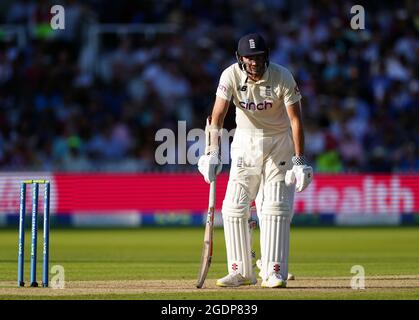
[[211, 102, 228, 128], [209, 113, 223, 148], [209, 97, 229, 147], [290, 119, 305, 157], [286, 101, 305, 157]]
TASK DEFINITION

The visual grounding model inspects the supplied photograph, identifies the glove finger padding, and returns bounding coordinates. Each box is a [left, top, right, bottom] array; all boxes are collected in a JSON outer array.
[[198, 156, 211, 183], [198, 154, 222, 184], [285, 165, 313, 192], [295, 166, 313, 192], [198, 156, 206, 175]]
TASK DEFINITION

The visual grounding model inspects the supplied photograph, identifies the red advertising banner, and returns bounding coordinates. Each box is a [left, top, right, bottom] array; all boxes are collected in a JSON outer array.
[[293, 174, 416, 215], [0, 173, 418, 217], [54, 173, 229, 213]]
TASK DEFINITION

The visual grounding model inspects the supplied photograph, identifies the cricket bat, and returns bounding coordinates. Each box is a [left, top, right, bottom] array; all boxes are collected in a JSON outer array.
[[196, 180, 216, 288]]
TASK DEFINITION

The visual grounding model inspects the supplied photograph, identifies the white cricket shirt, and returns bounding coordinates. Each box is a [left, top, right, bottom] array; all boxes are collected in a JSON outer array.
[[216, 63, 302, 136]]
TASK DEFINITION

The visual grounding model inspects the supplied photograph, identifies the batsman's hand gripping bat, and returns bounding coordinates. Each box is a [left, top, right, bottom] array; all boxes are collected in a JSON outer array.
[[196, 179, 216, 288]]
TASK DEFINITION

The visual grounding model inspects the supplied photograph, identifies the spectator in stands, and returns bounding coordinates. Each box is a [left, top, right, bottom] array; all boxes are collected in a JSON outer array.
[[0, 0, 417, 173]]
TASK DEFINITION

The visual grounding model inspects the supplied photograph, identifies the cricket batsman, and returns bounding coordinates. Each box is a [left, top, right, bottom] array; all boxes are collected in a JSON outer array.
[[198, 33, 313, 288]]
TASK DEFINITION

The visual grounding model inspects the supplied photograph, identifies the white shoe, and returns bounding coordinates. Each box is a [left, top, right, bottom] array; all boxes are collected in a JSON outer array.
[[261, 273, 287, 288], [216, 273, 257, 287], [256, 259, 295, 281]]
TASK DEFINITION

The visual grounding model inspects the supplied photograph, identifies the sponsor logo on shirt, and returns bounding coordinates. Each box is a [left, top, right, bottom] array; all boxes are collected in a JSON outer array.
[[239, 100, 273, 111]]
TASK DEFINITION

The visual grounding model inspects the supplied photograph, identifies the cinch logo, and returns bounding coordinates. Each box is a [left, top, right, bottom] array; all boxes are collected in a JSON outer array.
[[239, 100, 273, 111]]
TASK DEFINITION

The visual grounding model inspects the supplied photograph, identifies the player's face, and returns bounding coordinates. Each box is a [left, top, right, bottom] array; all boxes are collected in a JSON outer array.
[[242, 54, 266, 77]]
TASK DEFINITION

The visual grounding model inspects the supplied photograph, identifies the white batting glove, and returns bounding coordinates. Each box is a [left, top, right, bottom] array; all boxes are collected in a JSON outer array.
[[198, 151, 222, 183], [285, 156, 313, 192]]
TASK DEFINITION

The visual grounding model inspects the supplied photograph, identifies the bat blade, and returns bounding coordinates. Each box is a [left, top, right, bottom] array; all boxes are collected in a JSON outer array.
[[196, 181, 216, 288], [196, 207, 214, 288]]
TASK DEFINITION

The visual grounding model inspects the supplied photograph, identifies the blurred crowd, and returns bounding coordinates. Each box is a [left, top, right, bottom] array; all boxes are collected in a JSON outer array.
[[0, 0, 418, 172]]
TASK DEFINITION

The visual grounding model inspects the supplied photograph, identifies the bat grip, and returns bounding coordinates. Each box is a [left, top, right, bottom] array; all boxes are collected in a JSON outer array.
[[209, 180, 216, 208]]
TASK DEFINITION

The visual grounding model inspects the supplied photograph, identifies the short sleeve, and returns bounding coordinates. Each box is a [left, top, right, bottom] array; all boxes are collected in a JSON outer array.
[[282, 69, 302, 106], [216, 68, 233, 101]]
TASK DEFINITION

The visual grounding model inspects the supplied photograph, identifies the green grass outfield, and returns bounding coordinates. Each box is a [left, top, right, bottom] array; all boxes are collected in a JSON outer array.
[[0, 226, 418, 300]]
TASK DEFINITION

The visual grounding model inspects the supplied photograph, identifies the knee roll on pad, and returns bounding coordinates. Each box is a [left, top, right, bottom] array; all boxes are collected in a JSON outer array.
[[260, 181, 293, 217], [222, 181, 251, 218]]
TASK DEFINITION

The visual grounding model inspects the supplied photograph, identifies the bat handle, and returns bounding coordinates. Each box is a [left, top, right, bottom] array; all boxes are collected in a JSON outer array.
[[209, 180, 216, 208]]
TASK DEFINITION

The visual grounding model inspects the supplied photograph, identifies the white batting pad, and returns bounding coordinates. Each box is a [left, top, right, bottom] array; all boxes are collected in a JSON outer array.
[[223, 214, 253, 279], [259, 181, 293, 281], [222, 181, 253, 278], [260, 215, 290, 281]]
